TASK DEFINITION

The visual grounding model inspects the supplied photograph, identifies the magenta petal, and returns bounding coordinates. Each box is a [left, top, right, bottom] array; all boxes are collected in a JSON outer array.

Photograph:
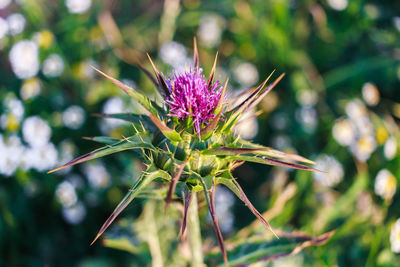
[[164, 68, 223, 133]]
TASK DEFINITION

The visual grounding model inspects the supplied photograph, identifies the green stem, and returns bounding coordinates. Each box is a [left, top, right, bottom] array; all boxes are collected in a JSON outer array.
[[365, 202, 389, 267], [144, 201, 164, 267], [188, 193, 204, 267]]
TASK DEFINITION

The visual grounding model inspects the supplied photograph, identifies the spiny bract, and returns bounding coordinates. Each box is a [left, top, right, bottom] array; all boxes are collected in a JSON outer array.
[[49, 38, 320, 265]]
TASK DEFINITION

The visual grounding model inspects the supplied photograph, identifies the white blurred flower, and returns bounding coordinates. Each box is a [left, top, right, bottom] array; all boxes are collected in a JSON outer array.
[[4, 96, 24, 121], [99, 97, 128, 134], [56, 140, 77, 174], [7, 13, 25, 36], [0, 135, 24, 176], [197, 14, 225, 48], [270, 112, 289, 130], [233, 62, 259, 87], [391, 218, 400, 253], [271, 135, 291, 151], [354, 116, 374, 136], [350, 135, 376, 162], [0, 0, 11, 9], [327, 0, 348, 11], [374, 169, 396, 200], [394, 17, 400, 32], [346, 99, 367, 121], [42, 54, 65, 77], [332, 118, 355, 146], [62, 105, 85, 129], [9, 40, 39, 79], [22, 116, 51, 147], [20, 78, 41, 100], [83, 162, 110, 188], [65, 0, 92, 14], [362, 82, 380, 106], [24, 142, 58, 171], [103, 97, 126, 114], [234, 111, 258, 140], [77, 59, 98, 79], [296, 89, 318, 107], [62, 201, 86, 224], [66, 174, 84, 189], [211, 186, 235, 233], [55, 181, 78, 208], [384, 136, 397, 160], [313, 155, 344, 187], [159, 41, 187, 68], [58, 139, 76, 164], [295, 106, 318, 133], [0, 17, 8, 39]]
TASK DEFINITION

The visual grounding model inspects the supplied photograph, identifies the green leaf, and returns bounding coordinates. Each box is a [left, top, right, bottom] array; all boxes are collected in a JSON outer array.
[[234, 138, 315, 164], [82, 136, 120, 145], [200, 146, 266, 156], [48, 134, 154, 173], [215, 177, 241, 198], [205, 231, 335, 266], [225, 155, 321, 172], [91, 168, 171, 245], [148, 114, 183, 142]]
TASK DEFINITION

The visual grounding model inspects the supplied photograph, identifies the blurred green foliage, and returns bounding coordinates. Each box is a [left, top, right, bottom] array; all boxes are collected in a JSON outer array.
[[0, 0, 400, 266]]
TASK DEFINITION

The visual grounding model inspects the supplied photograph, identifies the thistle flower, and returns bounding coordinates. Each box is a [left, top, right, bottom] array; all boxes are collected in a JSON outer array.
[[165, 68, 223, 135], [49, 38, 321, 265]]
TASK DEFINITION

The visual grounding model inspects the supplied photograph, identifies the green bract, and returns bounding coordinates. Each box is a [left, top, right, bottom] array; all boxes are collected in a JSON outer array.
[[50, 39, 320, 265]]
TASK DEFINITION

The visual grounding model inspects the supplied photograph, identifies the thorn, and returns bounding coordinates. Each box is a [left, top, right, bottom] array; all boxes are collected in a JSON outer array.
[[165, 142, 171, 153], [121, 135, 132, 143], [193, 36, 199, 69]]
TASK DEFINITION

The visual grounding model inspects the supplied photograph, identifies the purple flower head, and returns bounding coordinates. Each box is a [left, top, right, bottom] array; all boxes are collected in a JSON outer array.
[[164, 68, 223, 134]]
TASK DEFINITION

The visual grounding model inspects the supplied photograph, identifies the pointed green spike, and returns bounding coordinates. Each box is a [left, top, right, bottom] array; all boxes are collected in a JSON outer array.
[[165, 158, 189, 211], [201, 146, 265, 156], [82, 136, 120, 145], [146, 53, 169, 95], [193, 37, 199, 69], [228, 70, 275, 113], [90, 168, 171, 245], [209, 180, 229, 266], [226, 155, 324, 172], [245, 73, 285, 112], [48, 134, 154, 173], [207, 52, 219, 89], [91, 66, 161, 116]]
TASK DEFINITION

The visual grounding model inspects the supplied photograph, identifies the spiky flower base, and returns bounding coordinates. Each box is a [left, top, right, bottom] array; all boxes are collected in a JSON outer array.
[[50, 38, 320, 265]]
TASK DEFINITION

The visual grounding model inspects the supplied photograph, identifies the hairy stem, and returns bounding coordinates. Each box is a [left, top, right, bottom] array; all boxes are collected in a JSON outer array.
[[188, 193, 204, 267]]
